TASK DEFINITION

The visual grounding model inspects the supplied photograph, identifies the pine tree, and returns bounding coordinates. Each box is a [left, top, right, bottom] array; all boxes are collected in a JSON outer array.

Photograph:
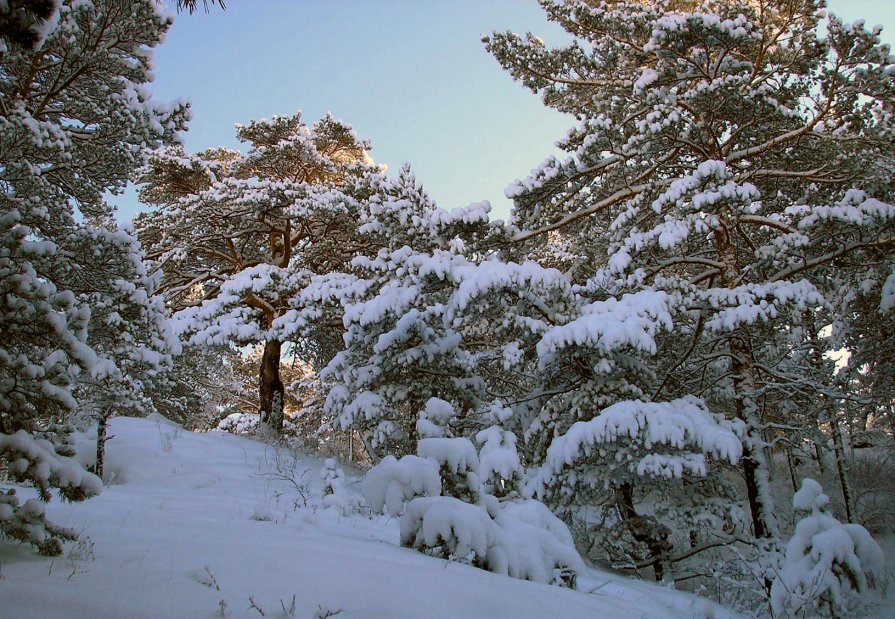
[[771, 478, 884, 617], [1, 0, 188, 553], [310, 166, 498, 459], [176, 0, 225, 14], [304, 163, 744, 578], [73, 226, 181, 478], [135, 113, 375, 431], [486, 0, 895, 543]]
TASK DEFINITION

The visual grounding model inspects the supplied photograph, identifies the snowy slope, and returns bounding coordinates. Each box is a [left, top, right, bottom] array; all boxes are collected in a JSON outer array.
[[0, 417, 736, 618]]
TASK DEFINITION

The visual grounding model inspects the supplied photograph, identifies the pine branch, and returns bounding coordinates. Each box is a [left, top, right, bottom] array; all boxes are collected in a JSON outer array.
[[176, 0, 226, 14]]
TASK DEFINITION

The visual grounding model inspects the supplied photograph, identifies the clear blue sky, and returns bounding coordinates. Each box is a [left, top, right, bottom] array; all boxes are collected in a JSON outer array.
[[113, 0, 895, 223]]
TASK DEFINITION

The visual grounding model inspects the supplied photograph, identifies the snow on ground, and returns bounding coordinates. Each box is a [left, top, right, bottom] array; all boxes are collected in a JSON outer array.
[[869, 535, 895, 619], [1, 417, 737, 618]]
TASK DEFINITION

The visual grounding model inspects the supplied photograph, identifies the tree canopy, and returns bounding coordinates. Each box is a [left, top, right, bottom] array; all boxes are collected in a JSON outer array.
[[1, 0, 188, 553]]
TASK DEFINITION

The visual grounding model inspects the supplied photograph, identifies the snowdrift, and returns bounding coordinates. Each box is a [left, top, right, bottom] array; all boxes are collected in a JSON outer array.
[[0, 417, 736, 618]]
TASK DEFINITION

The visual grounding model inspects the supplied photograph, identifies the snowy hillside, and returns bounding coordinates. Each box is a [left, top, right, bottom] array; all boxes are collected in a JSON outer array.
[[0, 417, 735, 619]]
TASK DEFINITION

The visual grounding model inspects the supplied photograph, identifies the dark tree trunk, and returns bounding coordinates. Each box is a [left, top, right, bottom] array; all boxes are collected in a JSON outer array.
[[259, 339, 284, 432], [815, 437, 828, 476], [616, 482, 638, 521], [95, 415, 109, 480], [616, 483, 672, 582], [715, 228, 778, 542], [830, 414, 855, 522], [786, 446, 800, 493], [741, 447, 771, 539], [730, 336, 779, 540]]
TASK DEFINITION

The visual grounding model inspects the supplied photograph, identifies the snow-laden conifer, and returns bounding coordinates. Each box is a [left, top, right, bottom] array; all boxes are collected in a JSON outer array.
[[307, 159, 745, 579], [363, 399, 585, 587], [135, 113, 377, 431], [771, 478, 884, 617], [1, 0, 187, 552], [486, 0, 895, 546]]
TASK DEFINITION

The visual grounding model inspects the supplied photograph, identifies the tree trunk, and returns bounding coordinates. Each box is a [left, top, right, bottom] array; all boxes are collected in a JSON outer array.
[[842, 397, 856, 449], [95, 414, 109, 480], [715, 223, 779, 541], [616, 483, 673, 582], [730, 336, 779, 540], [259, 339, 284, 432], [830, 414, 855, 522], [741, 445, 774, 538], [786, 446, 800, 493], [815, 436, 828, 476]]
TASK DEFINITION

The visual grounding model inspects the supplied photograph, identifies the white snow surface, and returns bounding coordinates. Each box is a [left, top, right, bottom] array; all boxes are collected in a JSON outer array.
[[0, 417, 740, 618]]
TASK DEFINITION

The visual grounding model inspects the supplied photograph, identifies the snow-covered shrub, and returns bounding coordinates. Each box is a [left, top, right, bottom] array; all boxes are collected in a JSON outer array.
[[475, 426, 523, 498], [415, 397, 455, 440], [216, 411, 302, 440], [398, 494, 584, 587], [493, 498, 584, 587], [319, 457, 361, 515], [417, 437, 480, 502], [321, 458, 345, 496], [771, 479, 885, 617], [217, 412, 263, 436], [361, 455, 441, 516], [0, 431, 102, 554], [400, 496, 497, 566], [364, 425, 585, 587]]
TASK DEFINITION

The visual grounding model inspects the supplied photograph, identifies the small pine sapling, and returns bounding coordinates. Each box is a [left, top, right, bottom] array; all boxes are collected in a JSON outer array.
[[771, 478, 885, 617]]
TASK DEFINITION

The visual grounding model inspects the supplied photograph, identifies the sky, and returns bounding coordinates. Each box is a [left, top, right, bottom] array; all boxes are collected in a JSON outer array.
[[113, 0, 895, 223]]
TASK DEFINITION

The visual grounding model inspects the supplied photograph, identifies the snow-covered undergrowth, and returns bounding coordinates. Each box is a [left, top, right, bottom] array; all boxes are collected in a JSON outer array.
[[0, 417, 736, 618], [772, 479, 885, 617]]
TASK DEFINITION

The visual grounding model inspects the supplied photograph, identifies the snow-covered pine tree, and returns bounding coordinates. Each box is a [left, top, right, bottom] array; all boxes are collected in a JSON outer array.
[[771, 478, 884, 617], [73, 226, 181, 478], [306, 166, 620, 468], [486, 0, 895, 545], [529, 396, 744, 579], [1, 0, 188, 553], [307, 163, 744, 579], [304, 166, 502, 459], [135, 113, 376, 432]]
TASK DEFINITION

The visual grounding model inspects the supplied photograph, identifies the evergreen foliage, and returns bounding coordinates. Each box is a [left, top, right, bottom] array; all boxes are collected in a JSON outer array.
[[135, 112, 376, 431], [485, 0, 895, 550], [4, 0, 893, 613], [771, 478, 884, 617], [1, 0, 187, 553]]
